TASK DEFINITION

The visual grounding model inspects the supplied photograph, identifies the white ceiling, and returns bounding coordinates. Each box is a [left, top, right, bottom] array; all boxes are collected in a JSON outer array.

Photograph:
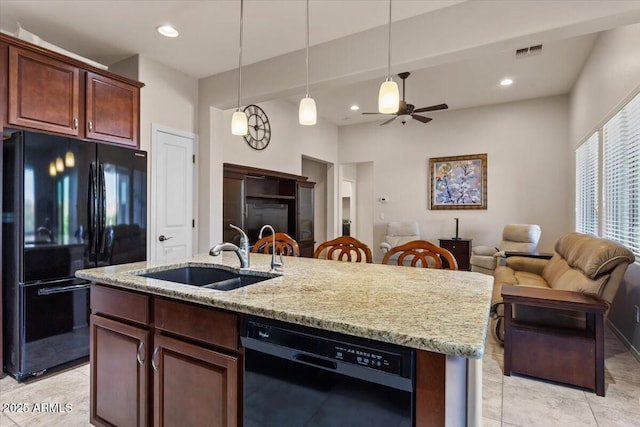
[[0, 0, 461, 79], [1, 0, 639, 127]]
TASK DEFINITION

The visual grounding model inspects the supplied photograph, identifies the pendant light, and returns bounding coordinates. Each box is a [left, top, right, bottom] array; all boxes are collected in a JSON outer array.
[[299, 0, 317, 126], [231, 0, 248, 135], [378, 0, 399, 114], [49, 161, 57, 177]]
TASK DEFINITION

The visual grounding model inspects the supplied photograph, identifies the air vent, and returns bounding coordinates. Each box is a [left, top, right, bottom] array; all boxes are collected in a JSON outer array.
[[514, 44, 543, 58]]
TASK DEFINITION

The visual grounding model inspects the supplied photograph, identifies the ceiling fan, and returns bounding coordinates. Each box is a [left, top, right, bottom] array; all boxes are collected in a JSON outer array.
[[363, 72, 448, 125]]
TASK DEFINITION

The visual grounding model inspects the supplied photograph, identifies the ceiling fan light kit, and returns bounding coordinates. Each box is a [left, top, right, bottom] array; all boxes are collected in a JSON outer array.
[[299, 0, 317, 126], [378, 0, 399, 114], [232, 0, 248, 136]]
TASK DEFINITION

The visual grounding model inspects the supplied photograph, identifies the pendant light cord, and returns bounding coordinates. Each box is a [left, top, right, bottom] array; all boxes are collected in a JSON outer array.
[[237, 0, 244, 111], [386, 0, 392, 82], [305, 0, 310, 97]]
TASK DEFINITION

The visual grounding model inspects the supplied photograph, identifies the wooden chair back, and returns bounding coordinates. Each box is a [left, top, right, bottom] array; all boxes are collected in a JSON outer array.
[[251, 232, 300, 257], [313, 236, 373, 263], [381, 240, 458, 270]]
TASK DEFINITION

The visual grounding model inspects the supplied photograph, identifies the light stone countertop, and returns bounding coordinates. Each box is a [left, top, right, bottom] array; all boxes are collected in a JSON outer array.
[[76, 252, 494, 359]]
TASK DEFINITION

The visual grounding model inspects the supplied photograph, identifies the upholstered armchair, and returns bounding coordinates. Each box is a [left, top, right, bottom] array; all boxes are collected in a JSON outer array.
[[380, 221, 421, 256], [470, 224, 542, 275]]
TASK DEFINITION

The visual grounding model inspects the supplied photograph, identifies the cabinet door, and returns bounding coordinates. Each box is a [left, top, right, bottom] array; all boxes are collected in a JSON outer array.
[[296, 181, 315, 257], [86, 72, 139, 147], [223, 174, 245, 244], [90, 314, 149, 427], [153, 334, 238, 427], [8, 46, 80, 135]]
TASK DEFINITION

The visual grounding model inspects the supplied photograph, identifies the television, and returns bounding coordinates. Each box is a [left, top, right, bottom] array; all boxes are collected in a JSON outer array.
[[246, 203, 289, 243]]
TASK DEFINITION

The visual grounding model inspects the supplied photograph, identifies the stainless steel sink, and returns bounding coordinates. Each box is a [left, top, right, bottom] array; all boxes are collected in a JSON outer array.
[[139, 266, 274, 291]]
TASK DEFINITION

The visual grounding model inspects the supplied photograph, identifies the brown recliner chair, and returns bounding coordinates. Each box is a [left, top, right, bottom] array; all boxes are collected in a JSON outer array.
[[490, 232, 635, 342]]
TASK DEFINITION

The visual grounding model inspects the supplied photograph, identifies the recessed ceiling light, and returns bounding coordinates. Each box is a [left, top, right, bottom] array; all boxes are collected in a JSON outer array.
[[500, 78, 513, 86], [350, 104, 360, 111], [157, 25, 179, 38]]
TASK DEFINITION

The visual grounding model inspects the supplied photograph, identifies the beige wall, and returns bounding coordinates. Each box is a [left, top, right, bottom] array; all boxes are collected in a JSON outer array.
[[570, 23, 640, 146], [197, 99, 339, 250], [111, 55, 199, 254], [339, 95, 572, 260]]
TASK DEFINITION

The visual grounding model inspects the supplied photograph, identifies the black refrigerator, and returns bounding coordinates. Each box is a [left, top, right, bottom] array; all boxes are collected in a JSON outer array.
[[2, 129, 147, 380]]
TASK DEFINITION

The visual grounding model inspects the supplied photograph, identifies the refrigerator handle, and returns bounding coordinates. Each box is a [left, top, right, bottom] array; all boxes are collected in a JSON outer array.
[[97, 163, 107, 253], [88, 163, 96, 257]]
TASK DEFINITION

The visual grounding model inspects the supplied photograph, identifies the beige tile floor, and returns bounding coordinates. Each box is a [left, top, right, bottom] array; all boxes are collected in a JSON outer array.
[[0, 327, 638, 426]]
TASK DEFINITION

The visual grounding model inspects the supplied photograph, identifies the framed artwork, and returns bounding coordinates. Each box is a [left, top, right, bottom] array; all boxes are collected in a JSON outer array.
[[429, 153, 487, 210]]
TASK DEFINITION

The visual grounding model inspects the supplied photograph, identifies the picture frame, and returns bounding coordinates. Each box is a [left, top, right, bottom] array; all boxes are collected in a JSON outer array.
[[429, 153, 487, 210]]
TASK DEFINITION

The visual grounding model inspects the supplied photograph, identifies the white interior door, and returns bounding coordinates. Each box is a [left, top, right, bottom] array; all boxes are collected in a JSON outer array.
[[151, 125, 196, 262]]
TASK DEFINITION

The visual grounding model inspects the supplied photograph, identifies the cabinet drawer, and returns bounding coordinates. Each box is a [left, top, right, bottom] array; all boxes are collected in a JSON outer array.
[[91, 284, 150, 325], [154, 299, 239, 352]]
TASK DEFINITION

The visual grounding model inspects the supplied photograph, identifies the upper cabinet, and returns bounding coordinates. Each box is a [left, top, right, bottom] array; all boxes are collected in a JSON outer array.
[[2, 35, 143, 147], [8, 46, 81, 136], [86, 72, 139, 146]]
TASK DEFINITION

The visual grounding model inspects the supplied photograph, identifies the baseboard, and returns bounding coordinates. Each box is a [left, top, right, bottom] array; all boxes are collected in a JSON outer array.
[[606, 319, 640, 363]]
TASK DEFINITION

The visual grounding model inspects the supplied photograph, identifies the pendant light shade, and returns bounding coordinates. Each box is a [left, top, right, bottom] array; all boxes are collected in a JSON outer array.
[[231, 110, 248, 135], [49, 162, 57, 177], [299, 0, 316, 126], [299, 97, 317, 125], [378, 80, 399, 114], [378, 0, 399, 114], [232, 0, 248, 136]]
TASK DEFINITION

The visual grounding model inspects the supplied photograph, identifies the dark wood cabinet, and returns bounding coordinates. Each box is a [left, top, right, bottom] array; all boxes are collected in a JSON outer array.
[[8, 46, 81, 136], [296, 181, 315, 257], [90, 284, 241, 427], [86, 72, 139, 147], [90, 314, 150, 427], [2, 33, 143, 147], [152, 334, 238, 427], [439, 238, 472, 271], [223, 163, 315, 257]]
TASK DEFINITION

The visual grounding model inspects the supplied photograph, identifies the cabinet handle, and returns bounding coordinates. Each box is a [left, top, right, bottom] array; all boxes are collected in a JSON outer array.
[[73, 118, 78, 129], [151, 347, 159, 371], [136, 342, 145, 365], [88, 121, 93, 132]]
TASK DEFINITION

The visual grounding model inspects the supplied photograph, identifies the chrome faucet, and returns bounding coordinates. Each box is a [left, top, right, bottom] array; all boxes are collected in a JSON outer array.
[[209, 224, 250, 270], [259, 224, 283, 272]]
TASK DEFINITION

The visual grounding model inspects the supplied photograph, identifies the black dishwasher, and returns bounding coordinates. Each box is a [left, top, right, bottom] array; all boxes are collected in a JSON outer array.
[[241, 316, 415, 426]]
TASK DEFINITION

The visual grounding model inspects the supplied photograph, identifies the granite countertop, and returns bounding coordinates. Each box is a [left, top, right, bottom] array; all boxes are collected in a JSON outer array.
[[76, 252, 493, 359]]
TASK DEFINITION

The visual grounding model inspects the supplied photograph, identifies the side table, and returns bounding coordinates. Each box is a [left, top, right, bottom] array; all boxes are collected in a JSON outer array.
[[501, 284, 608, 396], [439, 239, 472, 271]]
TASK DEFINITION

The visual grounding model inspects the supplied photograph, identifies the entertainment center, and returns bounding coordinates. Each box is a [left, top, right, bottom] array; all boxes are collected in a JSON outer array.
[[222, 163, 315, 257]]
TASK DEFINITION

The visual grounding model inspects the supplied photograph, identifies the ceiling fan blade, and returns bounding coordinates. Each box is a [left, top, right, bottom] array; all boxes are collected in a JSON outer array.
[[380, 116, 397, 126], [362, 112, 385, 115], [411, 114, 432, 124], [413, 103, 449, 113]]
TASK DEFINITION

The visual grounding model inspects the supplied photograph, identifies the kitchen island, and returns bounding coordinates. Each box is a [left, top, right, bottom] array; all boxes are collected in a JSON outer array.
[[77, 252, 493, 427]]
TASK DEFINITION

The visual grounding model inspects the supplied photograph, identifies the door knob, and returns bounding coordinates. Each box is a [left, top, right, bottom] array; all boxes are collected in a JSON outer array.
[[158, 235, 173, 242]]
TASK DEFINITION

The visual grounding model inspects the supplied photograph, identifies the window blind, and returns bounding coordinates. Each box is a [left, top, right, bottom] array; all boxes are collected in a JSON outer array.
[[575, 132, 599, 236], [602, 92, 640, 258]]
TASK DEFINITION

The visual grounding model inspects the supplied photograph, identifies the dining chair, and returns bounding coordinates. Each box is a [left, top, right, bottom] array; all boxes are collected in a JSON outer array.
[[313, 236, 373, 263], [381, 240, 458, 270], [251, 232, 300, 257]]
